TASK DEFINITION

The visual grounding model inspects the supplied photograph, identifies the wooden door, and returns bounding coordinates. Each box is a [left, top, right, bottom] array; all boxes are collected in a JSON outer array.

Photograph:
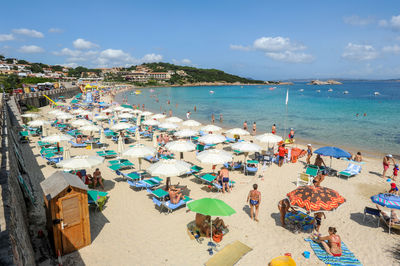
[[59, 194, 84, 254]]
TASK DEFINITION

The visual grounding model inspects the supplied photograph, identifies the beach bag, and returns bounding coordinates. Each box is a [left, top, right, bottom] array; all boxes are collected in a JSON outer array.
[[212, 232, 223, 243]]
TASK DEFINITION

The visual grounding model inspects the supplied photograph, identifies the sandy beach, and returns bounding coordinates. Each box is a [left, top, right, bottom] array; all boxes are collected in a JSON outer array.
[[28, 90, 399, 266]]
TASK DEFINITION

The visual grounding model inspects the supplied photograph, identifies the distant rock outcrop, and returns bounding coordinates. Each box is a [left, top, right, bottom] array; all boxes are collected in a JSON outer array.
[[265, 81, 294, 85], [308, 79, 342, 85]]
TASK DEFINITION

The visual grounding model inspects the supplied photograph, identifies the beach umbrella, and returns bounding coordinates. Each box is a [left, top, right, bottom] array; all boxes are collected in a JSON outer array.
[[57, 113, 74, 120], [197, 149, 232, 165], [131, 109, 143, 115], [165, 117, 183, 123], [99, 129, 106, 144], [198, 134, 226, 145], [256, 133, 283, 144], [21, 113, 40, 118], [122, 144, 156, 169], [182, 119, 201, 127], [117, 136, 125, 155], [174, 129, 199, 138], [56, 155, 104, 170], [28, 120, 51, 127], [165, 140, 196, 159], [231, 141, 261, 153], [94, 115, 109, 121], [201, 124, 222, 132], [151, 113, 166, 120], [187, 198, 236, 244], [371, 194, 400, 210], [49, 110, 65, 116], [112, 122, 134, 131], [225, 128, 250, 136], [143, 119, 160, 126], [79, 110, 92, 116], [79, 125, 101, 132], [42, 134, 73, 143], [159, 122, 178, 130], [147, 159, 191, 177], [141, 111, 153, 116], [63, 146, 71, 160], [101, 108, 113, 113], [71, 109, 84, 114], [113, 106, 128, 112], [287, 185, 346, 213], [119, 113, 134, 119], [71, 119, 92, 127], [314, 146, 351, 159]]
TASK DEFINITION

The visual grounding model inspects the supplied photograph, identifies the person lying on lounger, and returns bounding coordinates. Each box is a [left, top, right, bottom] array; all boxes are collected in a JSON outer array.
[[166, 177, 182, 204], [376, 204, 400, 225]]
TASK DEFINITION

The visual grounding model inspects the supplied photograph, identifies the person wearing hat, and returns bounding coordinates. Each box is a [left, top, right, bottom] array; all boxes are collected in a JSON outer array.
[[306, 144, 313, 165], [383, 154, 396, 179], [389, 183, 399, 195]]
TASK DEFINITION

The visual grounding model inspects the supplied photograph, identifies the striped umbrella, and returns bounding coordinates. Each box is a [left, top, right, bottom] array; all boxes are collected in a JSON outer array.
[[371, 194, 400, 210]]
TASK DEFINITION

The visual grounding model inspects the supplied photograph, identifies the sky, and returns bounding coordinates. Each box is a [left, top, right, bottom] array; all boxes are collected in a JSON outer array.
[[1, 0, 400, 80]]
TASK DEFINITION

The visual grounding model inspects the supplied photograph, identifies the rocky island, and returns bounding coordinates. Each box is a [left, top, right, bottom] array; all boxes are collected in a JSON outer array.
[[308, 79, 342, 85]]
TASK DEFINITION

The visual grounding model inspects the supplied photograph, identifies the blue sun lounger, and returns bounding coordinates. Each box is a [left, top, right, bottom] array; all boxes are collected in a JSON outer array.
[[69, 140, 87, 148], [338, 163, 362, 179], [152, 195, 192, 214]]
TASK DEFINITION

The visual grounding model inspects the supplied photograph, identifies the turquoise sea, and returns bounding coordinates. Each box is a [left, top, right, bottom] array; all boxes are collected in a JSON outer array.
[[117, 81, 400, 156]]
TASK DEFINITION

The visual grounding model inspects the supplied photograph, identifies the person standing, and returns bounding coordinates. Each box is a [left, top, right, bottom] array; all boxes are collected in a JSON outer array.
[[313, 212, 326, 233], [383, 154, 396, 179], [169, 109, 172, 117], [252, 122, 256, 135], [306, 144, 313, 165], [289, 128, 295, 143], [247, 184, 261, 222], [272, 124, 276, 134], [194, 105, 197, 112], [186, 111, 190, 120], [211, 113, 215, 124], [243, 121, 248, 130], [220, 114, 223, 123], [217, 166, 230, 193], [278, 144, 286, 167]]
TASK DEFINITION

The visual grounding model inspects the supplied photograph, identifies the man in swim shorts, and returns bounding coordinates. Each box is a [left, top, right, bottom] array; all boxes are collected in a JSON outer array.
[[217, 166, 230, 193], [247, 184, 261, 222]]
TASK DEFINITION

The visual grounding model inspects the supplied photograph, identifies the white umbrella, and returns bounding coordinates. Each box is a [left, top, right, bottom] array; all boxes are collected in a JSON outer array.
[[79, 125, 101, 132], [112, 122, 134, 131], [201, 124, 222, 132], [231, 141, 261, 153], [71, 109, 84, 114], [141, 111, 153, 116], [28, 120, 51, 127], [119, 113, 134, 119], [42, 134, 73, 143], [147, 159, 191, 177], [122, 144, 156, 169], [197, 149, 232, 165], [225, 128, 250, 136], [143, 119, 160, 126], [117, 136, 125, 154], [174, 129, 199, 138], [151, 113, 166, 120], [42, 125, 48, 137], [159, 122, 178, 130], [101, 108, 113, 113], [198, 134, 226, 145], [182, 119, 201, 127], [165, 117, 183, 123], [71, 119, 92, 127], [21, 113, 39, 118], [165, 140, 196, 159], [49, 110, 65, 116], [63, 146, 71, 160], [57, 113, 74, 120], [94, 115, 109, 121], [99, 129, 106, 144], [113, 106, 127, 112], [79, 110, 92, 116], [56, 155, 104, 170], [120, 108, 134, 113], [256, 133, 283, 144], [132, 109, 143, 115]]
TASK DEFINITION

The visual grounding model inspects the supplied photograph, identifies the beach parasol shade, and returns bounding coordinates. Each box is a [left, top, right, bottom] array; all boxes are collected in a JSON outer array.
[[118, 113, 134, 119], [147, 159, 191, 177], [314, 146, 351, 159], [57, 113, 74, 120], [94, 115, 109, 121], [131, 109, 143, 115], [28, 120, 51, 127], [141, 111, 153, 116], [78, 110, 92, 116], [201, 124, 222, 132], [371, 194, 400, 210], [231, 141, 261, 153], [122, 144, 156, 157], [174, 129, 199, 138], [71, 119, 92, 127], [21, 113, 40, 118], [198, 134, 226, 145], [79, 125, 101, 132], [256, 133, 283, 143], [42, 134, 73, 142], [158, 122, 178, 130], [165, 140, 196, 152], [182, 119, 201, 127], [143, 119, 160, 126], [287, 185, 346, 212], [225, 128, 250, 136], [151, 113, 166, 120], [111, 122, 134, 131], [196, 149, 232, 165], [165, 117, 183, 123], [187, 198, 236, 217], [56, 155, 104, 170]]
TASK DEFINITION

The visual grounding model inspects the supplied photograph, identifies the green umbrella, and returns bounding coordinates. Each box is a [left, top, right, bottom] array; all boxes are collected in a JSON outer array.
[[187, 198, 236, 247]]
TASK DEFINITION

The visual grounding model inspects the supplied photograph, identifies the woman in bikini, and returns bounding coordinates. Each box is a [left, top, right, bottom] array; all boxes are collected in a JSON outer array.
[[306, 144, 313, 165], [247, 184, 261, 222], [317, 227, 342, 257], [166, 177, 183, 204]]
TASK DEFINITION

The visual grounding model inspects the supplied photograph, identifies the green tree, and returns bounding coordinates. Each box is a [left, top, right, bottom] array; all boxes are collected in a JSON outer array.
[[5, 58, 14, 64], [29, 63, 43, 73], [17, 59, 29, 64], [0, 54, 6, 60]]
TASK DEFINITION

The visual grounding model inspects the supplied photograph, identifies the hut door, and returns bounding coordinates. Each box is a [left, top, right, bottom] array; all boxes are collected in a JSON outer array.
[[59, 194, 84, 254]]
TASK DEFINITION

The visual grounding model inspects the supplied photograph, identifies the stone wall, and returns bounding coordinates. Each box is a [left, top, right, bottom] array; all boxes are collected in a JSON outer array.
[[16, 86, 80, 108]]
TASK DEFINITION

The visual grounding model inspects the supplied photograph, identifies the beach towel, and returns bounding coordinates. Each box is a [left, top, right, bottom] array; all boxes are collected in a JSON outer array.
[[205, 240, 252, 266], [305, 238, 362, 266]]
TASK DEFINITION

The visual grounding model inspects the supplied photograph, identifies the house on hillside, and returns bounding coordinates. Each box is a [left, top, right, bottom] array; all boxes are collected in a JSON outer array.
[[148, 72, 171, 80]]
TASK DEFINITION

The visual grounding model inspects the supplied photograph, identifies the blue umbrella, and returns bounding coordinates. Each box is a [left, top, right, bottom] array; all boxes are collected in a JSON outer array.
[[371, 193, 400, 210], [314, 146, 351, 159]]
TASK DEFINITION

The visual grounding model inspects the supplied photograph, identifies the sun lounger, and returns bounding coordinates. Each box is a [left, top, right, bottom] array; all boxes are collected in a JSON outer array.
[[109, 163, 134, 171], [37, 141, 54, 147], [233, 149, 244, 156], [297, 172, 314, 187], [154, 195, 193, 214], [87, 190, 109, 211], [380, 211, 400, 234], [338, 163, 361, 179], [224, 162, 242, 171], [363, 207, 381, 227], [127, 177, 162, 189], [144, 155, 159, 163], [225, 136, 236, 143], [96, 150, 118, 158], [305, 238, 362, 266], [305, 165, 319, 177], [121, 172, 142, 181], [69, 140, 87, 148], [147, 187, 169, 198], [45, 156, 63, 165], [184, 165, 203, 176]]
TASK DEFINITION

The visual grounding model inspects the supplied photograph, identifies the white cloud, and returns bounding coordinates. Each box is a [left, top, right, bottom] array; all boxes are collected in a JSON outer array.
[[181, 58, 191, 64], [230, 36, 312, 63], [0, 34, 14, 41], [62, 62, 78, 68], [382, 44, 400, 54], [343, 15, 375, 26], [49, 28, 63, 33], [140, 53, 163, 62], [18, 45, 44, 53], [379, 14, 400, 31], [172, 58, 192, 65], [12, 28, 44, 38], [342, 43, 379, 61], [73, 38, 99, 49]]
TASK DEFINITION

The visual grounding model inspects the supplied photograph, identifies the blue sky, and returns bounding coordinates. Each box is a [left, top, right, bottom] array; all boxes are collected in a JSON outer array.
[[1, 0, 400, 80]]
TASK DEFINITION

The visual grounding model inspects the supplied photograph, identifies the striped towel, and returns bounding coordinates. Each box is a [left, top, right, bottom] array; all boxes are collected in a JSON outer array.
[[305, 238, 362, 266]]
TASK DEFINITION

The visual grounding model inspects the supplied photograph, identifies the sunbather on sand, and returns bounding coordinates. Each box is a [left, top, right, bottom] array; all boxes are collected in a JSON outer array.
[[316, 227, 342, 257], [195, 214, 227, 237], [93, 168, 104, 189]]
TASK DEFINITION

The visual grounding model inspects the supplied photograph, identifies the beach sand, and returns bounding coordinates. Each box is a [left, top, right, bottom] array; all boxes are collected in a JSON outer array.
[[30, 93, 398, 266]]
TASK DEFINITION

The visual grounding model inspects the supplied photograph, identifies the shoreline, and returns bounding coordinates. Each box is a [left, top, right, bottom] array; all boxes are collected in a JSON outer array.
[[114, 87, 392, 160]]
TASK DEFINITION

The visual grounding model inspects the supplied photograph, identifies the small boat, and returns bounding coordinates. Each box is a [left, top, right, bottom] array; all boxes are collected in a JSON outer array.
[[374, 92, 380, 96], [343, 91, 349, 94], [209, 90, 215, 94], [328, 88, 333, 92], [134, 90, 142, 95], [269, 87, 276, 91], [299, 89, 304, 92], [316, 90, 321, 93]]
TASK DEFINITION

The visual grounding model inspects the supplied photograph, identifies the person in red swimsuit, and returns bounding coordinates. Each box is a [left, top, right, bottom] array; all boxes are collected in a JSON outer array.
[[278, 144, 287, 167], [271, 124, 276, 134], [382, 154, 396, 179], [317, 227, 342, 257]]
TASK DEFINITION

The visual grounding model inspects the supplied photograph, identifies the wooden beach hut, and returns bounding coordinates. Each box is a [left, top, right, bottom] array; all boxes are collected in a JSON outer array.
[[40, 171, 91, 255]]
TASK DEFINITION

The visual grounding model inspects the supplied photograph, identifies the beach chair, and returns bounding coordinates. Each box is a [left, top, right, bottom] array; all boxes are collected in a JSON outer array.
[[196, 144, 205, 153], [212, 180, 236, 192], [338, 163, 362, 179], [233, 149, 244, 156], [144, 155, 159, 163], [45, 156, 63, 165], [109, 162, 134, 171], [245, 160, 258, 175], [224, 136, 236, 143], [87, 190, 109, 211], [121, 171, 142, 181], [159, 196, 192, 214], [69, 140, 87, 148], [363, 207, 381, 227], [147, 187, 169, 199], [96, 150, 118, 158], [305, 165, 319, 177], [380, 210, 400, 234], [184, 165, 203, 176], [297, 172, 314, 187]]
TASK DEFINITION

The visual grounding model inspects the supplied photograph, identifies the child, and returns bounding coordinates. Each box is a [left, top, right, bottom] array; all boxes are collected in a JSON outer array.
[[392, 164, 399, 181], [389, 183, 399, 195]]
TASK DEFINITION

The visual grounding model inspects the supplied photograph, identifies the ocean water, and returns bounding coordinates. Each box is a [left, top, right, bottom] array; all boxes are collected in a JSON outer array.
[[118, 81, 400, 156]]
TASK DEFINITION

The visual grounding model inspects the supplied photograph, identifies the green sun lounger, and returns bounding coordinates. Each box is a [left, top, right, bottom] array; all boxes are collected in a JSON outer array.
[[108, 163, 134, 171], [305, 165, 319, 177], [87, 190, 109, 211], [150, 188, 169, 199], [97, 150, 118, 158]]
